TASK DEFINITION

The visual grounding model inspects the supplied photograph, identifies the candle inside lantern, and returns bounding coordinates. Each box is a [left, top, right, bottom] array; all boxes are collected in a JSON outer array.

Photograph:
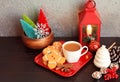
[[86, 25, 92, 36]]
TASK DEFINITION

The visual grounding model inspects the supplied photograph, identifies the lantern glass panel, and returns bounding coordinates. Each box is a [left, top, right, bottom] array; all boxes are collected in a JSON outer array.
[[82, 25, 98, 43]]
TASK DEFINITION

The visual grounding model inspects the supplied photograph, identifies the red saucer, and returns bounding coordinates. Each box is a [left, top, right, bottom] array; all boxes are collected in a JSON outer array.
[[34, 51, 93, 77]]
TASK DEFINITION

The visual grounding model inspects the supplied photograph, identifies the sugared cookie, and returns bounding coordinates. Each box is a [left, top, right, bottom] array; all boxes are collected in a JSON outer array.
[[52, 41, 62, 51], [48, 60, 57, 69], [42, 41, 66, 69], [57, 56, 66, 65], [42, 46, 55, 55]]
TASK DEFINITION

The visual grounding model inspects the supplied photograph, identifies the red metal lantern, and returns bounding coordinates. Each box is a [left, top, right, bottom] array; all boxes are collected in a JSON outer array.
[[79, 0, 101, 45]]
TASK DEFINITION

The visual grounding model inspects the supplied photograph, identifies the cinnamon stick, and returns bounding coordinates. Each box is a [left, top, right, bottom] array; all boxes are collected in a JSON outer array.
[[108, 42, 116, 50]]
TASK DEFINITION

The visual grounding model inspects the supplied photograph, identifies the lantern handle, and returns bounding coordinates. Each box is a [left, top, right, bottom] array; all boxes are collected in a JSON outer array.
[[86, 0, 96, 9]]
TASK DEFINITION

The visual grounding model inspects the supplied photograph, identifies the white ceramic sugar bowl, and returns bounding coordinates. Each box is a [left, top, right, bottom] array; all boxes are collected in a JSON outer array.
[[94, 45, 111, 68]]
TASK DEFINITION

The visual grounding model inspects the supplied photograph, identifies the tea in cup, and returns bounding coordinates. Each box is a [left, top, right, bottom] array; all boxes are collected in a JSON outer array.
[[62, 41, 88, 63]]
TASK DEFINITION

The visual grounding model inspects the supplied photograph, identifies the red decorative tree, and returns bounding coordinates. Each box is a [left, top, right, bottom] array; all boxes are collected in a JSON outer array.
[[36, 9, 51, 38]]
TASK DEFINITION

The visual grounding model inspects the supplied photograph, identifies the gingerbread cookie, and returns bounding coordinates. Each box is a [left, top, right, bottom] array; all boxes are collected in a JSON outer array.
[[42, 41, 66, 69], [52, 41, 62, 51]]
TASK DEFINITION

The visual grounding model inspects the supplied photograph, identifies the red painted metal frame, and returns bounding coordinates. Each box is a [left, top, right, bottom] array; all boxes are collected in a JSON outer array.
[[78, 0, 101, 45]]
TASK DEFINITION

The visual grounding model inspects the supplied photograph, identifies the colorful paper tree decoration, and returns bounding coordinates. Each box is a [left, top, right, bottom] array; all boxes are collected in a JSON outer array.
[[37, 9, 51, 33], [38, 9, 50, 29], [20, 19, 36, 39], [22, 14, 36, 28], [20, 9, 51, 39]]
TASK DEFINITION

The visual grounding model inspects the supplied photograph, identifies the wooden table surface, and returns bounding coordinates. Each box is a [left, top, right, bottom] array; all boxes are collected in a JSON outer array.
[[0, 37, 120, 82]]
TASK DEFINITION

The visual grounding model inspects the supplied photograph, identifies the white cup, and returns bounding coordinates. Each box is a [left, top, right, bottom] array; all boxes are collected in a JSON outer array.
[[62, 41, 88, 63]]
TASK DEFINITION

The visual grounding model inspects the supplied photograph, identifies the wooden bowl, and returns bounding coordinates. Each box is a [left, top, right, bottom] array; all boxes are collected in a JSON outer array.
[[22, 32, 54, 49]]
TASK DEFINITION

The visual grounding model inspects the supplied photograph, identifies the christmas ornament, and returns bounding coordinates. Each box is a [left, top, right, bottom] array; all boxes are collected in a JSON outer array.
[[22, 14, 36, 28], [88, 40, 100, 52], [94, 45, 111, 68], [110, 63, 119, 70], [92, 71, 102, 79], [100, 68, 107, 74], [36, 22, 51, 38], [20, 19, 36, 39], [92, 64, 119, 80], [104, 67, 119, 80]]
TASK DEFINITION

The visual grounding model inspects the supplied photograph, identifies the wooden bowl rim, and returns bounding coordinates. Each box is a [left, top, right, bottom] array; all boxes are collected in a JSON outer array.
[[22, 32, 54, 41]]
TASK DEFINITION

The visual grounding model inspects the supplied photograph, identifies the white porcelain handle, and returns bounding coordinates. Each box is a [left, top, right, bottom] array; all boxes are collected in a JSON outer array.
[[81, 46, 88, 56]]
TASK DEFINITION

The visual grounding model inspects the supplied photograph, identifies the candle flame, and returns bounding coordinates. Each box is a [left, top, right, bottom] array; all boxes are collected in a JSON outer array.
[[87, 25, 92, 36]]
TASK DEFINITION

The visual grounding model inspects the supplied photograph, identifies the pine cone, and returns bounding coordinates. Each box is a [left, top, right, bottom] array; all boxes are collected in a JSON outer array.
[[109, 46, 120, 64]]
